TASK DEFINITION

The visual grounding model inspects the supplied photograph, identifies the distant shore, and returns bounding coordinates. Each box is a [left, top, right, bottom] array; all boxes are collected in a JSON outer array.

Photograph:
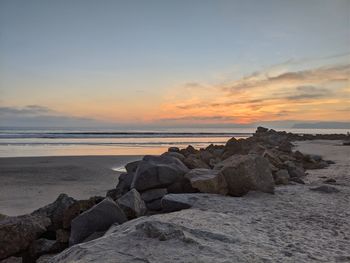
[[0, 155, 141, 216]]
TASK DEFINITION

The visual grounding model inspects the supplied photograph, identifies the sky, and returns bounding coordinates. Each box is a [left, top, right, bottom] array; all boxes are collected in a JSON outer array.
[[0, 0, 349, 128]]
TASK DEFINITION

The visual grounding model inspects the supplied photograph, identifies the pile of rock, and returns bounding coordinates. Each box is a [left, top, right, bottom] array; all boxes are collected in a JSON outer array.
[[0, 127, 334, 263]]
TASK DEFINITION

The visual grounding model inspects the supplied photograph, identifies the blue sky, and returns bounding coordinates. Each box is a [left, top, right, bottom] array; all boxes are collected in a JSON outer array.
[[0, 0, 349, 127]]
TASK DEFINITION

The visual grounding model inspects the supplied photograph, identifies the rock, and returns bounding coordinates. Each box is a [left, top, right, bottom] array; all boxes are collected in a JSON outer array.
[[69, 197, 127, 246], [29, 238, 65, 259], [161, 194, 197, 212], [161, 151, 185, 162], [183, 154, 210, 169], [36, 254, 57, 263], [184, 168, 228, 195], [278, 140, 293, 152], [145, 199, 162, 211], [215, 154, 274, 197], [0, 257, 23, 263], [310, 186, 340, 193], [274, 169, 290, 185], [168, 147, 180, 153], [82, 231, 105, 243], [324, 178, 336, 184], [284, 161, 306, 178], [141, 188, 168, 202], [262, 149, 283, 168], [56, 229, 70, 243], [117, 189, 147, 219], [131, 155, 189, 191], [32, 194, 76, 231], [0, 215, 50, 260], [42, 189, 350, 263], [166, 177, 197, 194], [62, 196, 103, 229], [0, 257, 22, 263], [107, 173, 135, 200], [343, 141, 350, 146], [256, 126, 269, 133], [199, 150, 215, 166], [125, 160, 140, 174], [290, 177, 305, 184], [181, 145, 198, 156]]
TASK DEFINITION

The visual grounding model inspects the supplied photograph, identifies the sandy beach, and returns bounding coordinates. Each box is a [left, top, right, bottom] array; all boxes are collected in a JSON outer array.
[[0, 155, 141, 216]]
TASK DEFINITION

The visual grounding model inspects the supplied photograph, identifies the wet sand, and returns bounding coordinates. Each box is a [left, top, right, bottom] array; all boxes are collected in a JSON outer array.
[[0, 155, 142, 216]]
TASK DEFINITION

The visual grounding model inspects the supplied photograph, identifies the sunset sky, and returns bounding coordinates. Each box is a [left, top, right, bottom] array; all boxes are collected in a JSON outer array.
[[0, 0, 349, 128]]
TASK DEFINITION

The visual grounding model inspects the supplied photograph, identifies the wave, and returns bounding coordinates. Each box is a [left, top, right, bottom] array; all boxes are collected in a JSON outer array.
[[0, 132, 251, 139]]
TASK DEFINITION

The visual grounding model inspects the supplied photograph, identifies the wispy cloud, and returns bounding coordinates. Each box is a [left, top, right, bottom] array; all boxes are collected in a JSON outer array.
[[158, 62, 350, 124], [0, 105, 105, 127]]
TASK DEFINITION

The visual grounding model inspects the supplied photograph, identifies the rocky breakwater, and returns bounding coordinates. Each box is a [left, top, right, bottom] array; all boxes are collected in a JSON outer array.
[[0, 127, 340, 263]]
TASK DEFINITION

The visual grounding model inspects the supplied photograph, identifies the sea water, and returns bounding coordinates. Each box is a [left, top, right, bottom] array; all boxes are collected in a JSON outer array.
[[0, 127, 348, 157]]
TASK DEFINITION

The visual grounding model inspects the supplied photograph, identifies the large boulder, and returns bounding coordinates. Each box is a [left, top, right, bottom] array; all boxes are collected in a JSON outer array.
[[161, 152, 185, 162], [215, 154, 274, 197], [0, 215, 50, 260], [62, 196, 103, 229], [131, 155, 189, 191], [32, 194, 76, 231], [117, 189, 147, 219], [184, 168, 228, 195], [141, 188, 168, 203], [69, 198, 127, 246], [107, 172, 135, 200]]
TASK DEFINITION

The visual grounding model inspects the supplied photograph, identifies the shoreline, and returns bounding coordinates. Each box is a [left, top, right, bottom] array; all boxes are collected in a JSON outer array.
[[0, 155, 142, 216]]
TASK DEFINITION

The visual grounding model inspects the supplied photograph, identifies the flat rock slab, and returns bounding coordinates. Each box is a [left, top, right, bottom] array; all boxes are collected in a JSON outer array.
[[48, 187, 350, 263]]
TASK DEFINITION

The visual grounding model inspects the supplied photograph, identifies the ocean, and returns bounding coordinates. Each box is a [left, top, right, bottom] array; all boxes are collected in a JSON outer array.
[[0, 127, 348, 157]]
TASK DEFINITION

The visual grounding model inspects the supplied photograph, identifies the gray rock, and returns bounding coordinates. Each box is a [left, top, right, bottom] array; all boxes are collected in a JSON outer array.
[[32, 194, 76, 231], [69, 198, 127, 246], [29, 238, 65, 259], [274, 170, 290, 185], [117, 189, 147, 219], [310, 185, 340, 193], [199, 150, 215, 165], [141, 188, 168, 202], [56, 229, 70, 243], [0, 257, 22, 263], [168, 147, 180, 153], [161, 194, 198, 212], [145, 199, 162, 211], [166, 177, 197, 194], [0, 215, 50, 260], [179, 145, 198, 157], [184, 168, 228, 195], [82, 231, 105, 243], [183, 154, 210, 169], [215, 154, 274, 197], [131, 155, 189, 191], [125, 160, 140, 174], [161, 152, 186, 162], [290, 177, 305, 184], [108, 173, 135, 200], [36, 254, 57, 263]]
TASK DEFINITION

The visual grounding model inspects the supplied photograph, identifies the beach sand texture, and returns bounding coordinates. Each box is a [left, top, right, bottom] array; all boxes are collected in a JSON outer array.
[[0, 155, 141, 216]]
